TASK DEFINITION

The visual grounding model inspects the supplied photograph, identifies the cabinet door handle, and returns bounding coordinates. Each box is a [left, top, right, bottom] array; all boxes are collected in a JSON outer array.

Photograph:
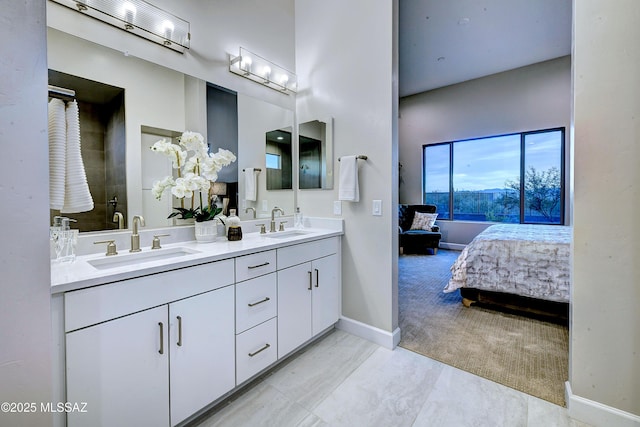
[[158, 322, 164, 355], [248, 297, 270, 307], [248, 343, 270, 357], [315, 268, 319, 288], [177, 316, 183, 347], [248, 262, 270, 269], [308, 271, 312, 290]]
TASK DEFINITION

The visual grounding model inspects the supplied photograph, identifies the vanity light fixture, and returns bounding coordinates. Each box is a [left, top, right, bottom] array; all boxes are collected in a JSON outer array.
[[49, 0, 190, 53], [229, 47, 297, 94]]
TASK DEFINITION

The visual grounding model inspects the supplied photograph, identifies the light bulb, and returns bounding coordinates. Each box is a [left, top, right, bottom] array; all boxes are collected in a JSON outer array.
[[262, 65, 271, 80], [122, 2, 137, 24], [240, 56, 252, 73], [278, 74, 289, 87], [161, 20, 175, 41]]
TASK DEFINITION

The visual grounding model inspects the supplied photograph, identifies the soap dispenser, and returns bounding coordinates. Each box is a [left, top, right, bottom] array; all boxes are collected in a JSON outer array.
[[226, 209, 242, 241], [51, 216, 78, 263], [294, 207, 304, 228]]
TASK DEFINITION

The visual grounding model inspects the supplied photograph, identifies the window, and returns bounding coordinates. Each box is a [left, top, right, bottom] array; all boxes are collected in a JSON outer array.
[[423, 128, 564, 224], [266, 153, 281, 169]]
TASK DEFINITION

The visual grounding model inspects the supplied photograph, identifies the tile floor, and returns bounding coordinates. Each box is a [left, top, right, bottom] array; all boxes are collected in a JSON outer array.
[[192, 329, 591, 427]]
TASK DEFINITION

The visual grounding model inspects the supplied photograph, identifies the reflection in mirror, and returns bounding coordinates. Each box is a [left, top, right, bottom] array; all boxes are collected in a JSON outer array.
[[298, 119, 333, 190], [48, 70, 127, 232], [206, 84, 239, 216], [237, 94, 294, 220], [266, 128, 293, 190]]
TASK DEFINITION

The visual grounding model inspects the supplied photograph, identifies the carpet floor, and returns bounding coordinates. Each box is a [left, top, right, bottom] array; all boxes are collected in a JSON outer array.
[[398, 250, 569, 406]]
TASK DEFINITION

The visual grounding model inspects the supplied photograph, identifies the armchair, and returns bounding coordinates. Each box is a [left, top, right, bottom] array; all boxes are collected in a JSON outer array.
[[398, 204, 442, 255]]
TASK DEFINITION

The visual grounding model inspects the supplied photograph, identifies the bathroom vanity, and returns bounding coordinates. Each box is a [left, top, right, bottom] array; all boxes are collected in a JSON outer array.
[[51, 223, 342, 427]]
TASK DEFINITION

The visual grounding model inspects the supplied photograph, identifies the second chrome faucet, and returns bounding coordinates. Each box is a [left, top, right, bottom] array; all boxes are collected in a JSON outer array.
[[270, 207, 284, 232], [130, 215, 145, 252]]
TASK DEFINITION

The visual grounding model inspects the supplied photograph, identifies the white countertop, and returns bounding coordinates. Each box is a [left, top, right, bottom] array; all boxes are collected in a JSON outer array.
[[51, 227, 342, 294]]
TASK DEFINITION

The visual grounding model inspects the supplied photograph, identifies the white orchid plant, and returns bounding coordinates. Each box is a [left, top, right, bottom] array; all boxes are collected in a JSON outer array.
[[151, 131, 236, 222]]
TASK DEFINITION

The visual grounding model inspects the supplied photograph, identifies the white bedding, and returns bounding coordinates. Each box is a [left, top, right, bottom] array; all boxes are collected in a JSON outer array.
[[443, 224, 572, 303]]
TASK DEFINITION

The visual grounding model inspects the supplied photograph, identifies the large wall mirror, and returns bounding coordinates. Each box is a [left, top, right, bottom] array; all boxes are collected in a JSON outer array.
[[47, 28, 294, 231], [298, 118, 334, 190]]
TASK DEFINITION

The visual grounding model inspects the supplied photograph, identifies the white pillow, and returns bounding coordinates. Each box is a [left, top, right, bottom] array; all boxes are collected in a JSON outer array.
[[410, 212, 438, 231]]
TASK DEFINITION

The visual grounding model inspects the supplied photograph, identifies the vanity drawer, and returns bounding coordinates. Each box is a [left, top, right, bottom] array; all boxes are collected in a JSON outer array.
[[235, 250, 276, 282], [277, 237, 339, 270], [64, 259, 234, 332], [235, 273, 277, 334], [236, 318, 277, 385]]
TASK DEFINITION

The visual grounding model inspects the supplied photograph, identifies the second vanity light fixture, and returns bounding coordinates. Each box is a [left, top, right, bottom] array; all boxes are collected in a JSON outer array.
[[49, 0, 190, 53], [229, 47, 297, 94]]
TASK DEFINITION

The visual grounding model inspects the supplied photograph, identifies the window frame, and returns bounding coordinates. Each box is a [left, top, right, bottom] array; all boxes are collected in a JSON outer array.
[[422, 127, 565, 225]]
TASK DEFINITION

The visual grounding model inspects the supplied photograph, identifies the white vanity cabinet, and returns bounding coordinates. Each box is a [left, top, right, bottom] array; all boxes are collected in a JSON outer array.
[[234, 252, 279, 384], [64, 260, 235, 427], [66, 305, 170, 427], [276, 238, 340, 358], [56, 232, 342, 427], [169, 286, 235, 426]]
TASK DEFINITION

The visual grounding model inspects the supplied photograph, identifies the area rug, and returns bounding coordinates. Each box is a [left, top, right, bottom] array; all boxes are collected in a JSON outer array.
[[398, 250, 569, 406]]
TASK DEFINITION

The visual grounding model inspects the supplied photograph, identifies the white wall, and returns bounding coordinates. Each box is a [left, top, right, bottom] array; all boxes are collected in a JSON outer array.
[[295, 0, 399, 334], [399, 56, 572, 245], [0, 1, 53, 426], [570, 0, 640, 422]]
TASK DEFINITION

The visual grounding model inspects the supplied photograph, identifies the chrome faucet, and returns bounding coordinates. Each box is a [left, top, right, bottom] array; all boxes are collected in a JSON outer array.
[[113, 211, 124, 229], [130, 215, 145, 252], [270, 207, 284, 232], [245, 207, 256, 219]]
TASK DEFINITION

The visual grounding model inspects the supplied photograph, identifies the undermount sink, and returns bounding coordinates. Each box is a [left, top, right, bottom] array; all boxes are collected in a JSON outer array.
[[88, 247, 201, 270], [265, 229, 312, 239]]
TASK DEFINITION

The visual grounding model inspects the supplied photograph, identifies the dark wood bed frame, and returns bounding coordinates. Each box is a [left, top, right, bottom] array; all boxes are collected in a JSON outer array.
[[460, 288, 569, 325]]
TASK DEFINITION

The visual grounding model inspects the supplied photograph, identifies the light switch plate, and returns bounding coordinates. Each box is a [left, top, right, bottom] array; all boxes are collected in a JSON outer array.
[[262, 200, 268, 212], [333, 201, 342, 215], [372, 200, 382, 216]]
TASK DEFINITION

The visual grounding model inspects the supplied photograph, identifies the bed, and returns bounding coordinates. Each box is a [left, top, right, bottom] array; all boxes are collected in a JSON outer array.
[[444, 223, 571, 320]]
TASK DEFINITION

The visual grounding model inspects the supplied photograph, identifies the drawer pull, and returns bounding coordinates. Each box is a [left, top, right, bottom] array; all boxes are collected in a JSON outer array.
[[308, 271, 312, 290], [248, 297, 270, 307], [158, 322, 164, 355], [248, 343, 270, 357], [177, 316, 183, 347], [248, 261, 270, 269], [315, 268, 319, 288]]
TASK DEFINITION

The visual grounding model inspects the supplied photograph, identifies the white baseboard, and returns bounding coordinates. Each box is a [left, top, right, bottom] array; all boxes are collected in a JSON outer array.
[[439, 242, 466, 251], [566, 382, 640, 427], [336, 316, 400, 350]]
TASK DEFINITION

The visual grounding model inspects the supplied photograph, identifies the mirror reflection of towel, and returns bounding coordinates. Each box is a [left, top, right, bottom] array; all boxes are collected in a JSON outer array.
[[338, 156, 359, 202], [49, 99, 66, 210], [61, 100, 94, 213], [245, 168, 257, 201]]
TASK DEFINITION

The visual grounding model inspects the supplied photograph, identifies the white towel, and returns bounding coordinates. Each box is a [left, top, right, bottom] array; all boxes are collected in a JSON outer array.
[[49, 99, 66, 210], [245, 168, 257, 202], [61, 100, 94, 213], [338, 156, 359, 202]]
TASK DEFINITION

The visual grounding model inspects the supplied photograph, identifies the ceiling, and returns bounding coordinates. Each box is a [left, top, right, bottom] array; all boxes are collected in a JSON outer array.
[[399, 0, 572, 98]]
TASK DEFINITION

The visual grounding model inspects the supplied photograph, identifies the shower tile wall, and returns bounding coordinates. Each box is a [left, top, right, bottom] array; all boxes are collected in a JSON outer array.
[[104, 93, 126, 229]]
